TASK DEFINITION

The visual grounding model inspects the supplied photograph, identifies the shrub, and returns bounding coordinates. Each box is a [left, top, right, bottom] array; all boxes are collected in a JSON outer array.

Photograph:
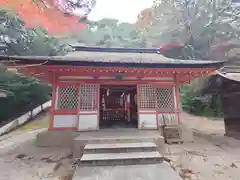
[[0, 71, 51, 124], [181, 84, 222, 117]]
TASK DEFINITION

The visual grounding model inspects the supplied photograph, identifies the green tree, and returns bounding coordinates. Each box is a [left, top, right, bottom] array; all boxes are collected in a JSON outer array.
[[148, 0, 240, 59], [76, 18, 147, 48], [0, 10, 54, 123], [0, 10, 71, 56], [0, 71, 51, 122], [143, 0, 237, 116]]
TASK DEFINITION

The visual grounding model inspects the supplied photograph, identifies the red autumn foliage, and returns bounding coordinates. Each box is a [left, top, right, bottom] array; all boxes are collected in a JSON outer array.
[[160, 43, 184, 52], [0, 0, 85, 35]]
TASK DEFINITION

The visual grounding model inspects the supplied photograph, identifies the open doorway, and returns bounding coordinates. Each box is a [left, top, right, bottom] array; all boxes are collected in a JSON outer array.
[[99, 85, 138, 128]]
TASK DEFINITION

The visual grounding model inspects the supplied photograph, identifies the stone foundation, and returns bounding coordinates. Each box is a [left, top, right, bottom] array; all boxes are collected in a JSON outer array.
[[35, 130, 79, 148], [36, 129, 165, 157]]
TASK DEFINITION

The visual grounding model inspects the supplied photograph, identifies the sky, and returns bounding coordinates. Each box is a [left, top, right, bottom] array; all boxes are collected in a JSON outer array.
[[88, 0, 154, 23]]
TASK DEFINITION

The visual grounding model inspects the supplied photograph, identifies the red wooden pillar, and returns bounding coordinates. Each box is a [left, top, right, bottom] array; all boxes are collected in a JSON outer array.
[[174, 75, 181, 124], [127, 93, 131, 122], [49, 75, 57, 130]]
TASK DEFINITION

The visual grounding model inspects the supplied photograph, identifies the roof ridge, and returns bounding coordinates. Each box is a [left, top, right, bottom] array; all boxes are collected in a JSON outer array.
[[71, 46, 160, 54]]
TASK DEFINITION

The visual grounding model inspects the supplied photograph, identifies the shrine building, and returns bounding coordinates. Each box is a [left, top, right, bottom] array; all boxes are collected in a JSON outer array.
[[4, 46, 223, 132]]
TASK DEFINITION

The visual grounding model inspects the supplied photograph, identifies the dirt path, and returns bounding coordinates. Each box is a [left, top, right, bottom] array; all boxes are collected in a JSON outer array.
[[1, 112, 240, 180], [165, 113, 240, 180], [0, 138, 74, 180], [0, 113, 74, 180]]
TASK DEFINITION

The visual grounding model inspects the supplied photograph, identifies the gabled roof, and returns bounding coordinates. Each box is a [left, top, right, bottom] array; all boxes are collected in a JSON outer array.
[[0, 46, 224, 69], [64, 51, 221, 64]]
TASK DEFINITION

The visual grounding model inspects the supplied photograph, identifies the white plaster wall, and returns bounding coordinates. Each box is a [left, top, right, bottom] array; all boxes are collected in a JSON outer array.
[[53, 115, 77, 128], [78, 114, 98, 131], [139, 113, 157, 129]]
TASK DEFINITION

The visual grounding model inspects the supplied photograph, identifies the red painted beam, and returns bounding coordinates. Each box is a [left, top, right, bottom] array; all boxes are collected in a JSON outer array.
[[56, 80, 176, 86], [17, 65, 217, 85], [47, 65, 215, 73]]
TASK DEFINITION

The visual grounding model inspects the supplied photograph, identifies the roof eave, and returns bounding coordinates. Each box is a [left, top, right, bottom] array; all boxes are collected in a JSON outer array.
[[0, 55, 225, 69]]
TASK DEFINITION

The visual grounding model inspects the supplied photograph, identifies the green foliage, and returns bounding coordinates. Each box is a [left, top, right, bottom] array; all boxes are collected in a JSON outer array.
[[0, 10, 56, 123], [147, 0, 236, 117], [151, 0, 240, 59], [76, 18, 147, 48], [0, 10, 71, 56], [181, 84, 223, 117], [0, 71, 51, 123], [2, 1, 234, 121]]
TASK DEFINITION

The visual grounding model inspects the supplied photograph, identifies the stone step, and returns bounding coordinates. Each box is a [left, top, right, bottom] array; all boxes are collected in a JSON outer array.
[[84, 142, 158, 153], [79, 151, 163, 166], [73, 162, 183, 180], [73, 135, 165, 158], [75, 136, 162, 144]]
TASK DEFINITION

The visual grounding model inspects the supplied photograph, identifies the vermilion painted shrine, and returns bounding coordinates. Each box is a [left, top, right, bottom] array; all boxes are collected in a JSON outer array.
[[3, 47, 223, 132]]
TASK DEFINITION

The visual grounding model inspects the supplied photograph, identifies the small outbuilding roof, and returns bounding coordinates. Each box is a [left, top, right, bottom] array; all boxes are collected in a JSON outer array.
[[218, 72, 240, 82], [216, 56, 240, 82]]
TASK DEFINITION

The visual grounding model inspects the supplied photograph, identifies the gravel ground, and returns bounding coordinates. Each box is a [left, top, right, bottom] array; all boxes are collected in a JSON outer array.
[[0, 115, 75, 180], [0, 112, 240, 180], [164, 113, 240, 180], [0, 132, 75, 180]]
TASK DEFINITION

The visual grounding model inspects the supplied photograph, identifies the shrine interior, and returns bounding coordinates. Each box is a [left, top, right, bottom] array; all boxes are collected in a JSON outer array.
[[99, 85, 138, 128]]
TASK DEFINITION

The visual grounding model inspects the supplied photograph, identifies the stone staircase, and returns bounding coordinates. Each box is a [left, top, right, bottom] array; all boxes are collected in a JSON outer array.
[[77, 142, 163, 166], [84, 142, 158, 153]]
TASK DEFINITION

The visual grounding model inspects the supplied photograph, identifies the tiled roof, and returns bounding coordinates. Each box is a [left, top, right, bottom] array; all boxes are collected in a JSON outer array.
[[63, 51, 219, 64], [0, 51, 220, 64], [0, 48, 224, 68]]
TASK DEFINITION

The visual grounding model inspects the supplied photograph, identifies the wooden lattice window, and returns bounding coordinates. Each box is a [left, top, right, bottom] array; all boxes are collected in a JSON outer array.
[[79, 84, 99, 111], [156, 87, 174, 111], [138, 84, 155, 109], [58, 86, 78, 109]]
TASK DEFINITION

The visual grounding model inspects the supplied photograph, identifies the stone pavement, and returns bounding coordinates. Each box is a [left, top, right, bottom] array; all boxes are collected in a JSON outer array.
[[73, 162, 182, 180]]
